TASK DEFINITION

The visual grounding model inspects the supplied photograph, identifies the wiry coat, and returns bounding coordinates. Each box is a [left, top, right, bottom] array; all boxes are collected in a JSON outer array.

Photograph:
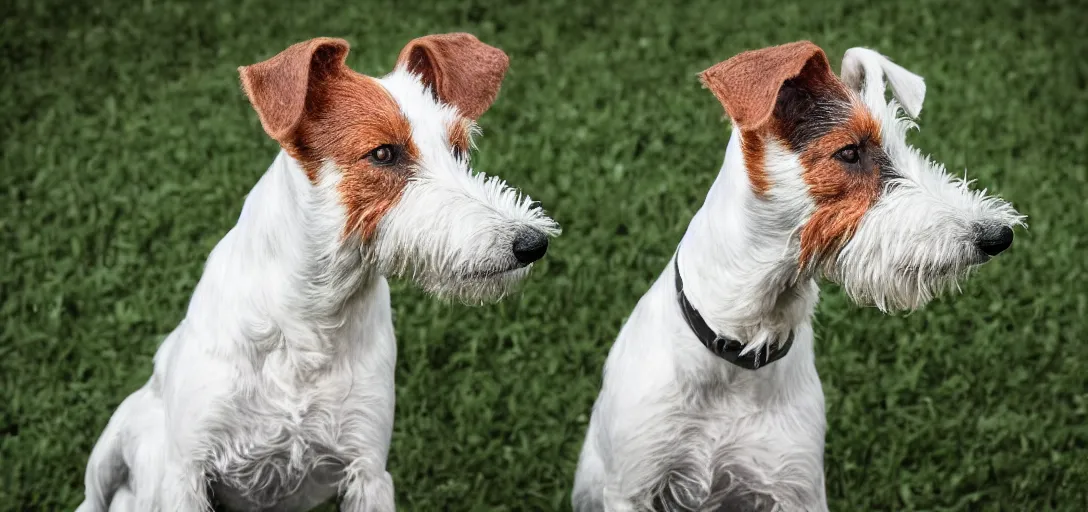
[[77, 34, 558, 512], [572, 42, 1023, 512]]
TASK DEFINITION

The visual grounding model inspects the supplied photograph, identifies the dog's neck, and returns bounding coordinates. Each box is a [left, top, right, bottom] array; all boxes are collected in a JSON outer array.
[[189, 150, 380, 378], [676, 130, 818, 350]]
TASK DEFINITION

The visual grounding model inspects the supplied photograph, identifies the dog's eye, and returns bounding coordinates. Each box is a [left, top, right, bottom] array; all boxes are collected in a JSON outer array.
[[834, 145, 861, 164], [368, 145, 397, 166], [452, 146, 466, 161]]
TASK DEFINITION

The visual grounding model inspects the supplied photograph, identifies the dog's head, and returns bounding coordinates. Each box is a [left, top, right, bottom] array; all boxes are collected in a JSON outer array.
[[700, 41, 1024, 311], [239, 34, 559, 304]]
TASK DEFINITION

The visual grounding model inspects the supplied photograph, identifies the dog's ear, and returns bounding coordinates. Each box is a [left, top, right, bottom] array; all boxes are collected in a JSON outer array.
[[396, 33, 510, 120], [841, 47, 925, 119], [699, 41, 835, 131], [239, 37, 351, 144]]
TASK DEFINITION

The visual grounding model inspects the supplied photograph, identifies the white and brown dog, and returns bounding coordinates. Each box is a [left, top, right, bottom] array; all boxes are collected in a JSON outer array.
[[77, 33, 558, 512], [571, 41, 1023, 511]]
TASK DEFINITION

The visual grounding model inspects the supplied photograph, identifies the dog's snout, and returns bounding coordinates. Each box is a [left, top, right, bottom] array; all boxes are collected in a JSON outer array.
[[512, 229, 549, 264], [974, 224, 1014, 257]]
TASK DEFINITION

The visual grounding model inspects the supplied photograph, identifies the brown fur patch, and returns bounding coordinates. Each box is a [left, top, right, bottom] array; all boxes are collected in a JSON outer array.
[[702, 42, 854, 196], [239, 38, 351, 146], [740, 131, 771, 195], [699, 41, 828, 131], [396, 33, 509, 120], [795, 106, 884, 266], [447, 117, 473, 157], [288, 70, 418, 241], [240, 38, 421, 242], [737, 64, 856, 197]]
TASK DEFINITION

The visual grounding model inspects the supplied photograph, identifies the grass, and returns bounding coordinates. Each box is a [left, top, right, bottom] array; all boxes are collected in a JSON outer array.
[[2, 0, 1086, 509]]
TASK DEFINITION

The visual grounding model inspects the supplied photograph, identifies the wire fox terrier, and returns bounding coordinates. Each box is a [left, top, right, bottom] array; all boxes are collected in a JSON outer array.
[[571, 41, 1024, 511], [77, 33, 558, 512]]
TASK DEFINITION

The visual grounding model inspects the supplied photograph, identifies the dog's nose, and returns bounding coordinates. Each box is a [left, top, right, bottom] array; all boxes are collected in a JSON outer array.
[[512, 228, 549, 264], [974, 224, 1014, 256]]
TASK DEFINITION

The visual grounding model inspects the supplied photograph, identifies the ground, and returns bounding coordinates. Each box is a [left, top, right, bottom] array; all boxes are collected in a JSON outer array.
[[2, 0, 1086, 510]]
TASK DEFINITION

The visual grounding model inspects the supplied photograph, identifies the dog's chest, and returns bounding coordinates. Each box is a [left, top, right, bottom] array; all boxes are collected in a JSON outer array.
[[641, 404, 823, 511], [209, 382, 356, 511]]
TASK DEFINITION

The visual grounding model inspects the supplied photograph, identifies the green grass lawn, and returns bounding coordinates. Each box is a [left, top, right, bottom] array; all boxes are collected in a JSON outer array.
[[2, 0, 1086, 509]]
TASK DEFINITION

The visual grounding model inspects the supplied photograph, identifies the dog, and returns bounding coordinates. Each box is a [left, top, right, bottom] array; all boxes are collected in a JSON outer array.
[[571, 41, 1024, 511], [76, 33, 559, 512]]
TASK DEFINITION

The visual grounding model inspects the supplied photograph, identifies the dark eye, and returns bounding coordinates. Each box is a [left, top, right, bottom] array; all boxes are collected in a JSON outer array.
[[368, 145, 397, 165], [452, 146, 466, 161], [834, 145, 860, 164]]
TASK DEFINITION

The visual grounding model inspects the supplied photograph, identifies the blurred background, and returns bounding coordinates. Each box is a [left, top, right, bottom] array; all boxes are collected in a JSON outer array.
[[2, 0, 1085, 510]]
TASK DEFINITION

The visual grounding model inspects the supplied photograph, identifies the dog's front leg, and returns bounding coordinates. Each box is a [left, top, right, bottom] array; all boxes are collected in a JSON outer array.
[[339, 459, 395, 512]]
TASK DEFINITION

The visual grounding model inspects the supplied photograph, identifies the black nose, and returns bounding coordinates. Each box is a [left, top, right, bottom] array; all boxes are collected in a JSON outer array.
[[512, 229, 549, 264], [974, 224, 1014, 257]]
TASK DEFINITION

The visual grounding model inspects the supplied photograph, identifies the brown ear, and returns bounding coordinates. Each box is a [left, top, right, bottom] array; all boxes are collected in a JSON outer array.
[[699, 41, 835, 131], [239, 37, 351, 144], [396, 33, 509, 120]]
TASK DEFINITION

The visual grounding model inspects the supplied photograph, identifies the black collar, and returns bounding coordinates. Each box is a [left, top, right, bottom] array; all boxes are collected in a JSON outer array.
[[673, 253, 794, 370]]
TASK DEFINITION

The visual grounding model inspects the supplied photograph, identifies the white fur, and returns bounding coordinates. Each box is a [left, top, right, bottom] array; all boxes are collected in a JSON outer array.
[[573, 49, 1023, 511], [841, 47, 926, 119], [77, 68, 558, 512], [826, 96, 1023, 311]]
